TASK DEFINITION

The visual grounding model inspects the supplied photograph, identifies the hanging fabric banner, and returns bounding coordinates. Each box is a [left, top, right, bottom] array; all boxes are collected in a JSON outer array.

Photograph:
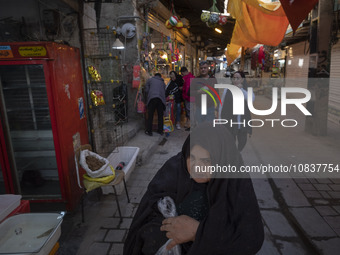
[[226, 0, 289, 64], [279, 0, 319, 32]]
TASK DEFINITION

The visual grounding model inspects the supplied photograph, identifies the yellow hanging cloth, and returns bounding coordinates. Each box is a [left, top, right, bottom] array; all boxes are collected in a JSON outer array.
[[226, 0, 289, 64], [226, 42, 244, 66]]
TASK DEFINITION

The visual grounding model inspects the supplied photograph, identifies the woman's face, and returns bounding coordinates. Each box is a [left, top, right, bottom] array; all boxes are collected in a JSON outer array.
[[232, 73, 243, 87], [170, 72, 176, 81], [186, 145, 211, 183]]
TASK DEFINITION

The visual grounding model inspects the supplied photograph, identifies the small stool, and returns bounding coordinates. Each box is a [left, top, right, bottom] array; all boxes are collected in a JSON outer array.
[[75, 144, 130, 223]]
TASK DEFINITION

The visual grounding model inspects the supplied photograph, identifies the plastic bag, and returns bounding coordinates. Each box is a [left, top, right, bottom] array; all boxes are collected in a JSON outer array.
[[83, 165, 115, 183], [155, 196, 181, 255], [163, 119, 173, 133], [88, 65, 101, 81], [82, 166, 115, 193], [79, 150, 113, 178], [91, 90, 105, 106], [136, 93, 146, 113]]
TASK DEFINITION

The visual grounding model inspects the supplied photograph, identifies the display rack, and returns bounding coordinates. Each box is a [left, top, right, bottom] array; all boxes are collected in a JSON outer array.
[[83, 27, 127, 156]]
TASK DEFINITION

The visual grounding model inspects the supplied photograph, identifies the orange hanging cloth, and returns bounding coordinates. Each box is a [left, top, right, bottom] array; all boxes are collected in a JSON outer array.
[[279, 0, 319, 32], [226, 0, 289, 64]]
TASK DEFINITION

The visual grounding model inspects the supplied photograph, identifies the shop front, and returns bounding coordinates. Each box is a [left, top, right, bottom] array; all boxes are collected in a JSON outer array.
[[272, 48, 286, 78], [148, 29, 185, 81], [0, 42, 89, 211]]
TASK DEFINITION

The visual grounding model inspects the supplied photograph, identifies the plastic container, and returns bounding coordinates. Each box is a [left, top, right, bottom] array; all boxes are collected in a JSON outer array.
[[0, 195, 21, 222], [102, 146, 140, 194], [0, 212, 64, 255]]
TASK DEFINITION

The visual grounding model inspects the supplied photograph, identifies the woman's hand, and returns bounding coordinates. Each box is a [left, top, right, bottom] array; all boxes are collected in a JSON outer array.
[[160, 215, 199, 250]]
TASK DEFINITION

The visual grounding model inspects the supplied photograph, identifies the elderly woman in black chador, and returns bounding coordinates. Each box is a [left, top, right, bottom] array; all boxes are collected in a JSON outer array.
[[123, 123, 264, 255]]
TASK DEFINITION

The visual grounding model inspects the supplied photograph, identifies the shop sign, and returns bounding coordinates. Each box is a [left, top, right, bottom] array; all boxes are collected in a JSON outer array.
[[18, 46, 47, 57], [0, 46, 14, 58]]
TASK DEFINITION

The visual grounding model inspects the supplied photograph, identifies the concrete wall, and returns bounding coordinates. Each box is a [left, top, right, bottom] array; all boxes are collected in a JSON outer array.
[[0, 0, 81, 48], [98, 0, 140, 122], [83, 3, 97, 29], [80, 1, 145, 154]]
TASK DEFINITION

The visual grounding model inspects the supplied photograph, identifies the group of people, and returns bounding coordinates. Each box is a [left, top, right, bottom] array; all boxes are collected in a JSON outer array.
[[144, 69, 189, 136], [144, 61, 216, 136], [144, 61, 254, 152], [126, 62, 263, 254]]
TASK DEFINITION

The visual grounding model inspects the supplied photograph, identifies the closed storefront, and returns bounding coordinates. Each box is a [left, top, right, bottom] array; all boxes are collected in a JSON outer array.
[[329, 42, 340, 126]]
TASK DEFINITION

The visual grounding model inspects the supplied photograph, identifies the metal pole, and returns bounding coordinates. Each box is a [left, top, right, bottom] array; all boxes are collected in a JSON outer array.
[[240, 46, 245, 71]]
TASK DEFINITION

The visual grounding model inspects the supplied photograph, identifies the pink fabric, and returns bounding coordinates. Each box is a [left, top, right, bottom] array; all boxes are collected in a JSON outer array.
[[182, 72, 195, 102]]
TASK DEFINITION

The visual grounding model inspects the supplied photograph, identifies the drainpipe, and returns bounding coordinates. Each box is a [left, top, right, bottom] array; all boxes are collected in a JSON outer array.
[[78, 0, 93, 147]]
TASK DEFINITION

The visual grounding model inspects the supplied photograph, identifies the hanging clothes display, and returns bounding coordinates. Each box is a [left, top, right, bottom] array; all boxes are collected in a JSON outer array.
[[226, 0, 289, 64]]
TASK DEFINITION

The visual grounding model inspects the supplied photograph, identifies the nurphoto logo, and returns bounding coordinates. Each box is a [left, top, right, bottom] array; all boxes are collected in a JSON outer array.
[[199, 84, 312, 128]]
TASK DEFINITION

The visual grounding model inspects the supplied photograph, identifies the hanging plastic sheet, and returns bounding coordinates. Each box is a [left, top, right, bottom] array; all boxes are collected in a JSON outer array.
[[226, 0, 289, 64]]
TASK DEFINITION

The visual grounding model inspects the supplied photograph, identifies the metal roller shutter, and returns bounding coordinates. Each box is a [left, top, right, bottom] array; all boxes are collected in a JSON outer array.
[[329, 42, 340, 125]]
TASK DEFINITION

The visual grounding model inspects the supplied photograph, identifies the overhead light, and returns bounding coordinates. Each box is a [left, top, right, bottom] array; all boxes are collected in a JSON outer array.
[[217, 47, 221, 50], [151, 43, 155, 49], [215, 28, 222, 34], [112, 38, 125, 49]]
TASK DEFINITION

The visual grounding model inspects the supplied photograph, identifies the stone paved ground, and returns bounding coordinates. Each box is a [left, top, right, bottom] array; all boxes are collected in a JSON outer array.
[[72, 129, 188, 255], [244, 94, 340, 255]]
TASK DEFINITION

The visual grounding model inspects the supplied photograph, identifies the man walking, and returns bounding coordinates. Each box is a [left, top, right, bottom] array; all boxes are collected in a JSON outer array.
[[193, 60, 218, 124], [145, 73, 166, 136]]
